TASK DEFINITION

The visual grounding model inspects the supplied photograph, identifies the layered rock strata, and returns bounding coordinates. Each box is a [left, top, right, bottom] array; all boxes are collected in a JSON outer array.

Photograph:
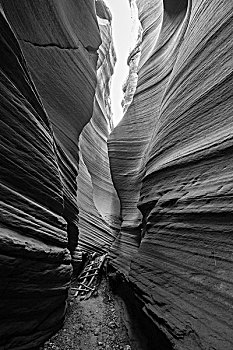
[[108, 0, 233, 349], [122, 0, 142, 114], [77, 1, 121, 255], [1, 0, 233, 349], [0, 1, 101, 348]]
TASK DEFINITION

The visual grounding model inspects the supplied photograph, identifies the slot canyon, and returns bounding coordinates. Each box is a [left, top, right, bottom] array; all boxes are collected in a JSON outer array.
[[0, 0, 233, 349]]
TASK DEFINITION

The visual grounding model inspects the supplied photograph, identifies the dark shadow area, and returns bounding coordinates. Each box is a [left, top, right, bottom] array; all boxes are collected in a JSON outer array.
[[107, 266, 173, 350], [163, 0, 188, 13]]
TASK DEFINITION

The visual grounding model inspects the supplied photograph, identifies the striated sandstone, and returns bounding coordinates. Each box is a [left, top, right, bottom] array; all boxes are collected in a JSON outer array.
[[77, 0, 121, 255], [122, 0, 142, 114], [108, 0, 233, 349], [1, 0, 233, 349], [1, 0, 101, 263], [0, 1, 101, 348]]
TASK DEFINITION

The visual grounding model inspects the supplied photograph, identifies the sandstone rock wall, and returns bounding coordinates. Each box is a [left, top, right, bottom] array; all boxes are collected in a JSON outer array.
[[122, 0, 142, 114], [77, 1, 121, 255], [1, 0, 233, 349], [108, 0, 233, 349], [0, 1, 101, 348]]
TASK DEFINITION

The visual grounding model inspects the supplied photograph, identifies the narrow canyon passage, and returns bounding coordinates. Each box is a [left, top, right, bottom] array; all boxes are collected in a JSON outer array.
[[41, 260, 172, 350], [42, 276, 132, 350], [0, 1, 233, 350]]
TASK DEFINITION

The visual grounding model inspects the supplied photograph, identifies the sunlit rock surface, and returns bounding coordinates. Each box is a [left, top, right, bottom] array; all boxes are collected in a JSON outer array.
[[122, 0, 142, 114], [77, 1, 121, 255], [0, 1, 101, 348], [108, 0, 233, 349]]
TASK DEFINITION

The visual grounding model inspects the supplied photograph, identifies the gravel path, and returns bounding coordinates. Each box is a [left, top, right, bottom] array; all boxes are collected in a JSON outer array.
[[42, 277, 131, 350]]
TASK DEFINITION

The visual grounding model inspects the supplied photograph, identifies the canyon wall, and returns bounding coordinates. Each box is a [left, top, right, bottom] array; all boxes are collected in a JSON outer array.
[[77, 1, 121, 255], [108, 0, 233, 349], [122, 0, 142, 115], [0, 1, 101, 348], [1, 0, 233, 349]]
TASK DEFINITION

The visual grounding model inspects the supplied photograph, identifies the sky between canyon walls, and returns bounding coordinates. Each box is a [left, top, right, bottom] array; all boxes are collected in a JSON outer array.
[[104, 0, 133, 126]]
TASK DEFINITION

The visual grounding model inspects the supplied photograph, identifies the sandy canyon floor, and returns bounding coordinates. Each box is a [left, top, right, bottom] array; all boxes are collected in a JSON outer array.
[[42, 277, 131, 350]]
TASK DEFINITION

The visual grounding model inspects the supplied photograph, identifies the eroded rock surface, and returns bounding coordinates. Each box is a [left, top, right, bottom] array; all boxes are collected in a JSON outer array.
[[108, 0, 233, 349], [122, 0, 142, 114], [1, 0, 233, 349], [0, 1, 101, 348], [77, 1, 121, 255]]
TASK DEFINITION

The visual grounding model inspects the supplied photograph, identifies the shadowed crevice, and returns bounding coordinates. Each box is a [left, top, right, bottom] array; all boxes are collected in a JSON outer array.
[[20, 39, 98, 56]]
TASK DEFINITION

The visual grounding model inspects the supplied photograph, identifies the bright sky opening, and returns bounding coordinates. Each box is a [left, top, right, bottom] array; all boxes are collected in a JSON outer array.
[[104, 0, 132, 126]]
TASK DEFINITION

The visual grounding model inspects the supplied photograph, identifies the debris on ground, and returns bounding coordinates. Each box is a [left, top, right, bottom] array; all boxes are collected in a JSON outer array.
[[42, 256, 131, 350]]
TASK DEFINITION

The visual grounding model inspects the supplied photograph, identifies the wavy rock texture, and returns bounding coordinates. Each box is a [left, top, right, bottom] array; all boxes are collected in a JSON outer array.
[[109, 0, 233, 349], [0, 1, 101, 348], [77, 1, 121, 255], [122, 0, 142, 114]]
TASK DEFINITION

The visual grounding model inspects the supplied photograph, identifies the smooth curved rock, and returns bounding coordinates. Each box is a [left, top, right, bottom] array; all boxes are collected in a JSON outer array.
[[108, 0, 233, 349], [0, 1, 101, 348], [1, 0, 101, 263], [122, 0, 142, 114], [77, 1, 121, 255], [109, 0, 188, 272]]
